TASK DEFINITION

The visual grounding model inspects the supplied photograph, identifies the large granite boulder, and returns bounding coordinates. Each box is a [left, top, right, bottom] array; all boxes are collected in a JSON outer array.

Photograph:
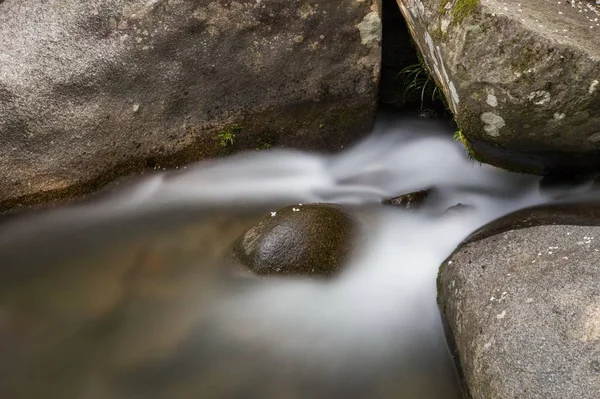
[[438, 203, 600, 398], [396, 0, 600, 174], [0, 0, 381, 210]]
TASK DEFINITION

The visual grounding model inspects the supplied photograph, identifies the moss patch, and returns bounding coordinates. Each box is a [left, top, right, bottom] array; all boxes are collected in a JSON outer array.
[[452, 0, 479, 25], [453, 129, 485, 163], [511, 47, 534, 74], [334, 107, 368, 131], [508, 46, 538, 84], [439, 0, 451, 14], [431, 26, 447, 42], [256, 138, 272, 150]]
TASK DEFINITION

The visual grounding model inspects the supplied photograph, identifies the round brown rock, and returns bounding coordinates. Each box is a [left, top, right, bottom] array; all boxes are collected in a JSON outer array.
[[232, 203, 356, 277]]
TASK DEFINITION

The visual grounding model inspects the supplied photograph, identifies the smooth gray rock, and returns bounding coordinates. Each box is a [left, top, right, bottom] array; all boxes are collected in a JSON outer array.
[[439, 208, 600, 398], [396, 0, 600, 174], [0, 0, 381, 210]]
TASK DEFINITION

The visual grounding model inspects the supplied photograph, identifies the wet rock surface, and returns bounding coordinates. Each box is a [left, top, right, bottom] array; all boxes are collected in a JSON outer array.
[[439, 203, 600, 398], [232, 203, 356, 277], [396, 0, 600, 174], [382, 189, 430, 209], [464, 202, 600, 245], [381, 189, 474, 216], [0, 0, 381, 210]]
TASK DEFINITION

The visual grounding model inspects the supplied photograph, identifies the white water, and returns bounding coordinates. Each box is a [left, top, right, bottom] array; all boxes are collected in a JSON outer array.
[[0, 112, 595, 398]]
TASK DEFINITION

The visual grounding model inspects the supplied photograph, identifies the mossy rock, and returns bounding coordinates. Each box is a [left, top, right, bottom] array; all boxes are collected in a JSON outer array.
[[232, 203, 356, 277], [399, 0, 600, 174]]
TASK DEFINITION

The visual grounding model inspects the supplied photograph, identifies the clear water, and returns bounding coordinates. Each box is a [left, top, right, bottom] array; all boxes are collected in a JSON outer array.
[[0, 112, 593, 398]]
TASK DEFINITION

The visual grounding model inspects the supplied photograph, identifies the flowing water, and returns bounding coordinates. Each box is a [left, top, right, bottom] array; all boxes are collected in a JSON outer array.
[[0, 112, 596, 398]]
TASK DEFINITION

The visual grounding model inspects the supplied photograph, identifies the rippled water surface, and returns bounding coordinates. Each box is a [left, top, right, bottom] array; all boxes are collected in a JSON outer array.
[[0, 112, 591, 398]]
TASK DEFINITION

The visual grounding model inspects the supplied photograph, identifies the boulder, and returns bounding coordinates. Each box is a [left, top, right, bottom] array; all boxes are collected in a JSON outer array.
[[396, 0, 600, 174], [0, 0, 381, 210], [232, 203, 356, 276], [438, 203, 600, 398]]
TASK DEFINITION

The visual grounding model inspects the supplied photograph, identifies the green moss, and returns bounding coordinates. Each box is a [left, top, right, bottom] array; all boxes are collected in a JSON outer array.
[[431, 26, 447, 42], [323, 105, 369, 133], [439, 0, 450, 14], [214, 124, 242, 148], [256, 138, 272, 150], [453, 129, 485, 163], [336, 108, 365, 130], [508, 47, 538, 84], [451, 0, 479, 25], [511, 47, 534, 73]]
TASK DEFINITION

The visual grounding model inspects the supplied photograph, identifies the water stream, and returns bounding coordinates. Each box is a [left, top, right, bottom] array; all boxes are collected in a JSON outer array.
[[0, 112, 595, 398]]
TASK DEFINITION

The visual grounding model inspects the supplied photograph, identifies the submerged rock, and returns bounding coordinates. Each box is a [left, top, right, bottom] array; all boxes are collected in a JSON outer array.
[[438, 203, 600, 398], [232, 203, 356, 277], [396, 0, 600, 174], [442, 202, 473, 216], [0, 0, 381, 210], [382, 189, 430, 209]]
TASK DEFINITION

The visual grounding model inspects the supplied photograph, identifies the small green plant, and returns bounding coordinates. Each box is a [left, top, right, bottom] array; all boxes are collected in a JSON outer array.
[[452, 129, 466, 144], [398, 63, 443, 112], [215, 124, 241, 148], [256, 138, 272, 150], [453, 129, 484, 163]]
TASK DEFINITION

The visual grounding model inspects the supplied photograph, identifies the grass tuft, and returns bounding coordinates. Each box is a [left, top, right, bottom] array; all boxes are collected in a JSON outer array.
[[398, 63, 444, 113]]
